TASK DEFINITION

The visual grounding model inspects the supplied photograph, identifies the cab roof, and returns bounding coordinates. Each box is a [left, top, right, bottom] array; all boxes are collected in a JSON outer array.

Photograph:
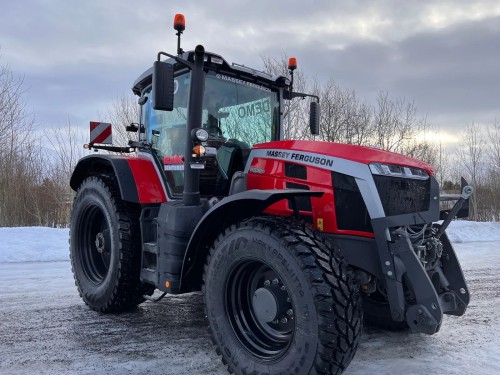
[[132, 50, 289, 96]]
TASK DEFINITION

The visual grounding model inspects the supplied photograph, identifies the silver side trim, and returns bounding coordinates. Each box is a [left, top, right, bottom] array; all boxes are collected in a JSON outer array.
[[245, 148, 386, 219]]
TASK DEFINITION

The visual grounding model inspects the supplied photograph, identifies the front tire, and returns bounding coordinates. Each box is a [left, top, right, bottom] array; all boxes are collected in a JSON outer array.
[[203, 217, 362, 375], [70, 176, 153, 313], [362, 290, 409, 331]]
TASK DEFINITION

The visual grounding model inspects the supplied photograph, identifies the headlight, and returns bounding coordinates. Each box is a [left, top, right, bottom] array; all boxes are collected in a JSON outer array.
[[192, 128, 209, 142], [193, 145, 206, 156], [369, 163, 429, 180]]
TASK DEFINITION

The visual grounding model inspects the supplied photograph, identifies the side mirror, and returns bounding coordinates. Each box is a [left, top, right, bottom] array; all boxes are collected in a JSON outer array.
[[152, 61, 174, 111], [456, 177, 472, 218], [309, 101, 320, 136]]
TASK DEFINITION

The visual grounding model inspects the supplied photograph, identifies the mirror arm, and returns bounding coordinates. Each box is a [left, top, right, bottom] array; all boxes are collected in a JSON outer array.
[[285, 90, 319, 103], [157, 51, 193, 70]]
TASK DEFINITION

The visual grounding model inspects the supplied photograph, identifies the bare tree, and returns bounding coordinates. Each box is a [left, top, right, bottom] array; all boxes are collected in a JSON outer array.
[[0, 57, 44, 227], [44, 120, 86, 180], [99, 93, 140, 145], [314, 78, 374, 146], [43, 121, 87, 226], [433, 141, 448, 187], [372, 92, 431, 156], [485, 119, 500, 221], [261, 55, 310, 140], [488, 119, 500, 175], [454, 123, 485, 220]]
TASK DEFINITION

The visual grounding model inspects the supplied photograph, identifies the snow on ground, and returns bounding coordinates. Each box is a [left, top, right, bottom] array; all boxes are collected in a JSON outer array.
[[445, 220, 500, 243], [0, 226, 69, 263], [0, 221, 498, 374], [0, 220, 498, 263]]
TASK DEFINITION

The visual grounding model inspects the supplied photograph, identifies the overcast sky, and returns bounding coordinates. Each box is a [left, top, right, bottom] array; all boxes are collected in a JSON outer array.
[[1, 0, 499, 144]]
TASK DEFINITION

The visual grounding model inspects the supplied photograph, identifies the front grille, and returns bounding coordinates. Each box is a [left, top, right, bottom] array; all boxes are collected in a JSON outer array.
[[373, 175, 430, 216]]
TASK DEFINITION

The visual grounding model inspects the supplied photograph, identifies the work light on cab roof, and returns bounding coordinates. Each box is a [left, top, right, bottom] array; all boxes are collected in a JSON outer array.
[[174, 14, 185, 32], [174, 14, 186, 55], [288, 57, 298, 91]]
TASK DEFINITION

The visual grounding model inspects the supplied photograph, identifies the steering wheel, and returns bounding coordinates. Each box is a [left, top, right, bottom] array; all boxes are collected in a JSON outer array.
[[207, 125, 224, 138]]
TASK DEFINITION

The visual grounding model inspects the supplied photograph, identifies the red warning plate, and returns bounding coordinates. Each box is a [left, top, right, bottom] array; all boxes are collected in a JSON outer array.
[[90, 122, 112, 144]]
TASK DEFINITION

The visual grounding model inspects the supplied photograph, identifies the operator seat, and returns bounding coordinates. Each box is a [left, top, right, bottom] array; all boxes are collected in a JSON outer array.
[[215, 141, 245, 195]]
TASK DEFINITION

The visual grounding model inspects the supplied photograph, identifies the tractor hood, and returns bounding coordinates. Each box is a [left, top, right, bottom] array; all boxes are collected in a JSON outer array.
[[254, 140, 435, 175]]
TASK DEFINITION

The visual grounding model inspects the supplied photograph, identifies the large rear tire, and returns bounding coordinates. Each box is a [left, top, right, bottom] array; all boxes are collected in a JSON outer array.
[[203, 217, 362, 375], [70, 176, 154, 313]]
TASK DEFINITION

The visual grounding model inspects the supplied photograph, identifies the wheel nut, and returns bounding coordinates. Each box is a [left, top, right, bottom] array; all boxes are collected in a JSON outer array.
[[287, 309, 293, 316], [272, 278, 279, 285], [280, 317, 288, 324], [264, 280, 271, 287], [281, 285, 286, 291]]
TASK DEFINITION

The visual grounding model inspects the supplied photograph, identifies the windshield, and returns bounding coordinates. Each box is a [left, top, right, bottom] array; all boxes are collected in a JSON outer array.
[[204, 73, 279, 146], [142, 71, 279, 196], [143, 72, 279, 153]]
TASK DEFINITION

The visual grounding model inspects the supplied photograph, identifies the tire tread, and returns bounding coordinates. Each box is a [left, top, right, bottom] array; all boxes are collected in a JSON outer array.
[[203, 216, 362, 375], [70, 176, 154, 313]]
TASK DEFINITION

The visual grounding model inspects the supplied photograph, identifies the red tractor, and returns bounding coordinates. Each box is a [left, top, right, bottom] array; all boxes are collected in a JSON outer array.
[[70, 15, 472, 375]]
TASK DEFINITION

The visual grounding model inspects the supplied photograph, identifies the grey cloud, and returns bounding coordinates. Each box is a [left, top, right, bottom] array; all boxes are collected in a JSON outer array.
[[268, 16, 500, 129], [1, 0, 499, 133]]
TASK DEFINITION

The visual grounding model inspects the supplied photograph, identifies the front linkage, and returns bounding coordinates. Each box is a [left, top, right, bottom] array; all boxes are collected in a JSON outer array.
[[371, 176, 472, 334]]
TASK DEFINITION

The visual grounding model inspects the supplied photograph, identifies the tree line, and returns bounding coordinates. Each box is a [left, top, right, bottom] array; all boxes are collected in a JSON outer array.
[[0, 63, 69, 227], [0, 55, 498, 227]]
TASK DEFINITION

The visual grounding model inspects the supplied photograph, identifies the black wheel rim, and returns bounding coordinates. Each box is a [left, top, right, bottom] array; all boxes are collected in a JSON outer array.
[[225, 260, 295, 361], [77, 203, 111, 285]]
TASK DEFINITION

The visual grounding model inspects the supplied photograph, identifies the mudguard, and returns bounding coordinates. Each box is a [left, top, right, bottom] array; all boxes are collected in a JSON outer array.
[[179, 189, 323, 291], [70, 154, 167, 204]]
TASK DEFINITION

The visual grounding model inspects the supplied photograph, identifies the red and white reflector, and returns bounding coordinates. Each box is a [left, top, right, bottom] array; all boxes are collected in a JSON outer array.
[[90, 121, 112, 144]]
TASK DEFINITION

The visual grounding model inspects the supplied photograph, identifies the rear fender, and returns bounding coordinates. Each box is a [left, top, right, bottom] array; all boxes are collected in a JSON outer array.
[[70, 154, 167, 204], [179, 189, 323, 291]]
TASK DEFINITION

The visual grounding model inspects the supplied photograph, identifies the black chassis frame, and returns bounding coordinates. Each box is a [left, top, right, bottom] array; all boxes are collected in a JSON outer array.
[[344, 175, 469, 334]]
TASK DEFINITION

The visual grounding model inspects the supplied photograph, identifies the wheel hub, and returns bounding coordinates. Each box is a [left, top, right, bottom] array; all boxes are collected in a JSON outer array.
[[252, 281, 292, 325], [95, 232, 105, 253], [253, 288, 278, 323]]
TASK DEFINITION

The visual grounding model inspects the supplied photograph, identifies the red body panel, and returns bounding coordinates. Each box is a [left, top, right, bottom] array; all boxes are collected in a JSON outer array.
[[254, 140, 435, 174], [127, 157, 167, 204], [247, 155, 375, 238], [245, 140, 433, 238]]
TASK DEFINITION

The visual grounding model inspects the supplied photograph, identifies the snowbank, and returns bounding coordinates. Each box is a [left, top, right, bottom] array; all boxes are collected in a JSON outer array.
[[0, 227, 69, 263], [445, 220, 500, 243], [0, 221, 498, 263]]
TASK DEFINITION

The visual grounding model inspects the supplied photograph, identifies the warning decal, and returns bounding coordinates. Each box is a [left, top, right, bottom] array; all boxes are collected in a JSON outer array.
[[90, 122, 112, 144]]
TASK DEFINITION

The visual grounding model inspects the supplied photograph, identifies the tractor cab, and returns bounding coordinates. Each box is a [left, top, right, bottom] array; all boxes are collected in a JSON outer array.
[[132, 53, 285, 198], [131, 15, 319, 202]]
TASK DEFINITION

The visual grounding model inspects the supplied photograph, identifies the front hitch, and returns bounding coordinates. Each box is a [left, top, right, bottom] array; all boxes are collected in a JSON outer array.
[[385, 229, 470, 335]]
